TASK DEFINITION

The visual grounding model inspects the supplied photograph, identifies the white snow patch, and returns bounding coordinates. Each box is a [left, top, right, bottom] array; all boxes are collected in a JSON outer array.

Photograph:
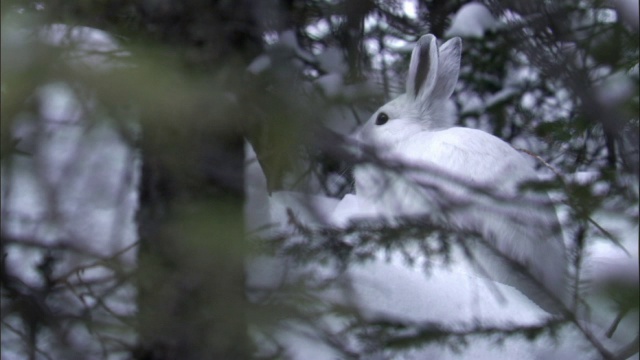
[[247, 54, 272, 74], [39, 24, 128, 70], [38, 83, 83, 124], [446, 2, 497, 38], [42, 24, 118, 52], [403, 0, 418, 19], [306, 19, 330, 38]]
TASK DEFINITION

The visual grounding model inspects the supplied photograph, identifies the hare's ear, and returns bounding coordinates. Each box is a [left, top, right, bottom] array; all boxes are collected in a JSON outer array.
[[406, 34, 439, 100], [432, 37, 462, 101]]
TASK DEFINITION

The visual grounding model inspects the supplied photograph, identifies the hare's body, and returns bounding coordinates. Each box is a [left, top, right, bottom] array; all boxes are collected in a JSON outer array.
[[354, 126, 566, 308], [350, 35, 567, 308], [356, 127, 531, 206]]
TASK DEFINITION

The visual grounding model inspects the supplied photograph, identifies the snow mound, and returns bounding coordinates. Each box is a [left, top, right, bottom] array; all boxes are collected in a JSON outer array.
[[446, 2, 497, 38]]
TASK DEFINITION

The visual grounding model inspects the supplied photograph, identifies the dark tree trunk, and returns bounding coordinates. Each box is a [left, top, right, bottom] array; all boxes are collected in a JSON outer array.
[[135, 134, 249, 360], [122, 1, 262, 358]]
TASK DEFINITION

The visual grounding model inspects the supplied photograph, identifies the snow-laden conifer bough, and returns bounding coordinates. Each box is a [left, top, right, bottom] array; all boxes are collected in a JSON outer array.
[[334, 34, 568, 314]]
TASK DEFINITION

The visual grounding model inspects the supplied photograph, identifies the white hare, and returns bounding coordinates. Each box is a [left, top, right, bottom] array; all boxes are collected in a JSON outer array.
[[347, 34, 567, 310]]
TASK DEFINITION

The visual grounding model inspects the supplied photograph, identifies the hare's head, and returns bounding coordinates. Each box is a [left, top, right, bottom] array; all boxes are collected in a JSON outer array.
[[358, 35, 462, 149]]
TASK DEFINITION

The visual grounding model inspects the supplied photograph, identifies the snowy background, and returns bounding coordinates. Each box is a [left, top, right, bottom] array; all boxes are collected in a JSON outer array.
[[2, 1, 638, 359]]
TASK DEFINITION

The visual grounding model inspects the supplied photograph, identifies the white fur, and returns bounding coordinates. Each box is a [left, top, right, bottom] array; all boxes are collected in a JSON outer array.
[[350, 35, 567, 308]]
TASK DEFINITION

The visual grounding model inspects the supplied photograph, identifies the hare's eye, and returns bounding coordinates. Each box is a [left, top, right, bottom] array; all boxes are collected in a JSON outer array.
[[375, 112, 389, 126]]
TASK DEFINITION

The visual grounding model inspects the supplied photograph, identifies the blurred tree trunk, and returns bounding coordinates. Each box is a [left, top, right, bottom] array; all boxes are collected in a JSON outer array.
[[418, 0, 466, 38], [116, 1, 261, 358], [135, 133, 249, 360], [338, 0, 374, 81], [4, 0, 260, 351]]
